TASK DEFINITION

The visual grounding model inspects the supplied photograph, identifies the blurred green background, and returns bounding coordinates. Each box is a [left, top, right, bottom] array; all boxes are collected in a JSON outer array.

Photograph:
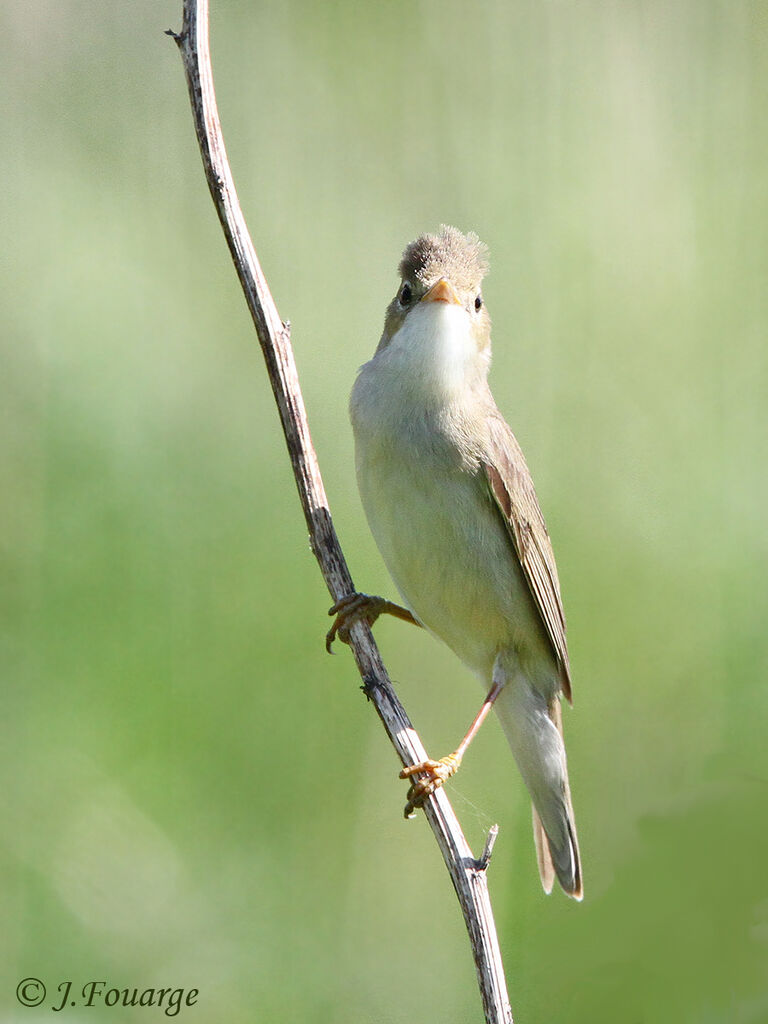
[[2, 1, 767, 1021]]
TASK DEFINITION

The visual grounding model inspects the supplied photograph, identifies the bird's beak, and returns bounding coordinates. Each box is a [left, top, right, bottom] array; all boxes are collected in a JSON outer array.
[[422, 278, 462, 306]]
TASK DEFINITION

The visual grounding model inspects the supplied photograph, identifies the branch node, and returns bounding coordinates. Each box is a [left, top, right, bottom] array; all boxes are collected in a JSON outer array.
[[360, 673, 378, 701], [165, 27, 183, 43], [476, 824, 500, 873]]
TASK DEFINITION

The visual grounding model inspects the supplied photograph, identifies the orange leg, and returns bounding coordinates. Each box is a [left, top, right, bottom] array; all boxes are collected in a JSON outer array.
[[400, 677, 505, 818]]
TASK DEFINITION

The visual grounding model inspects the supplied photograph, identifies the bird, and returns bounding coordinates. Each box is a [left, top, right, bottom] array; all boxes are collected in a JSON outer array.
[[327, 225, 582, 900]]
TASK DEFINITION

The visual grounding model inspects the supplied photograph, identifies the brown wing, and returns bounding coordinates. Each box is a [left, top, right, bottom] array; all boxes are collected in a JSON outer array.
[[482, 414, 572, 702]]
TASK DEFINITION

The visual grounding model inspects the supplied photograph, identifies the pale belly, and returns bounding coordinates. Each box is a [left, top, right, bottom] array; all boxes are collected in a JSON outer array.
[[356, 442, 546, 679]]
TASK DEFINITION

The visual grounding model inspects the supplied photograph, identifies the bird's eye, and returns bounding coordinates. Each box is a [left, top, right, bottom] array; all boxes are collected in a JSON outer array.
[[399, 282, 412, 306], [474, 294, 483, 311]]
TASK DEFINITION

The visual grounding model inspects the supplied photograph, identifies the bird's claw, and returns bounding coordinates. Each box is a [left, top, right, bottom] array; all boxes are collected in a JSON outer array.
[[325, 592, 385, 652], [400, 752, 462, 818]]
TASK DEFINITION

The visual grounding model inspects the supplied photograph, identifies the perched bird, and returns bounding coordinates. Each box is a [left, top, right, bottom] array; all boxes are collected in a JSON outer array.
[[328, 226, 582, 899]]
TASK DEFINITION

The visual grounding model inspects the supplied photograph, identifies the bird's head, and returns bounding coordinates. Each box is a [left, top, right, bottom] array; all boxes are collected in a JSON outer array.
[[375, 226, 492, 395]]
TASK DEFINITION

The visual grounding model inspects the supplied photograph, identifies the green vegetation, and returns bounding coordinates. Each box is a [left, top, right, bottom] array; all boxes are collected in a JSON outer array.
[[2, 2, 766, 1020]]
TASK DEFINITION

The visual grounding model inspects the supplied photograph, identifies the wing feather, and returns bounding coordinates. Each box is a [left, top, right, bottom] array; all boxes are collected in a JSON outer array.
[[482, 415, 572, 702]]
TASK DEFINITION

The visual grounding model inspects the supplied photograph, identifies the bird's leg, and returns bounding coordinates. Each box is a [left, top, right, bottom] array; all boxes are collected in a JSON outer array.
[[326, 591, 421, 652], [400, 676, 505, 818]]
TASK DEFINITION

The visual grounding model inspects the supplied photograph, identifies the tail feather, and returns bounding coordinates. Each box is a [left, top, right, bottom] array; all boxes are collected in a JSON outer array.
[[494, 673, 583, 900], [545, 698, 582, 899], [532, 805, 555, 895]]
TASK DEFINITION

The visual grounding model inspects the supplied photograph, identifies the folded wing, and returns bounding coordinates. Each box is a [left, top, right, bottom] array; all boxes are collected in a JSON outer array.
[[482, 413, 572, 703]]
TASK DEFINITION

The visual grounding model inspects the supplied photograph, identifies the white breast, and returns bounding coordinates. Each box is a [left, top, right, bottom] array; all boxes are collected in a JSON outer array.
[[350, 305, 540, 677]]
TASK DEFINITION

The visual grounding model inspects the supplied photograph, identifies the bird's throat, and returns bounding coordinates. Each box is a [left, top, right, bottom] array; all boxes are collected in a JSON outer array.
[[384, 302, 487, 404]]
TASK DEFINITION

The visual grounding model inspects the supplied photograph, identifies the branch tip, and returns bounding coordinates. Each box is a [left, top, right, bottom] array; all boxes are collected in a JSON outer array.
[[476, 824, 500, 872]]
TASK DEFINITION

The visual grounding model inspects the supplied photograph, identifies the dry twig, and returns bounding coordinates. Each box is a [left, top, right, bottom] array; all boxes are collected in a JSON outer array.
[[168, 3, 513, 1020]]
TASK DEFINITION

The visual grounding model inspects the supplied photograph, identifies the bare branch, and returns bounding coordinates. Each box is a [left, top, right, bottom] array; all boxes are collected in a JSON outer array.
[[169, 4, 513, 1021]]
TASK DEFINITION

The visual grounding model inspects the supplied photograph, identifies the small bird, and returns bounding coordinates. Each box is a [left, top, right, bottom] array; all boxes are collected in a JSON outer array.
[[329, 226, 582, 899]]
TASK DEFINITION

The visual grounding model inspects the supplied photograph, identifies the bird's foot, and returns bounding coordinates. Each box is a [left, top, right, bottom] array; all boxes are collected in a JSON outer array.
[[326, 592, 389, 652], [400, 752, 463, 818]]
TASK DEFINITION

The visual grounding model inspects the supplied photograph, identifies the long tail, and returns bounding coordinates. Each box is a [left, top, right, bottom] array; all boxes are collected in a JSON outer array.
[[494, 674, 583, 900]]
